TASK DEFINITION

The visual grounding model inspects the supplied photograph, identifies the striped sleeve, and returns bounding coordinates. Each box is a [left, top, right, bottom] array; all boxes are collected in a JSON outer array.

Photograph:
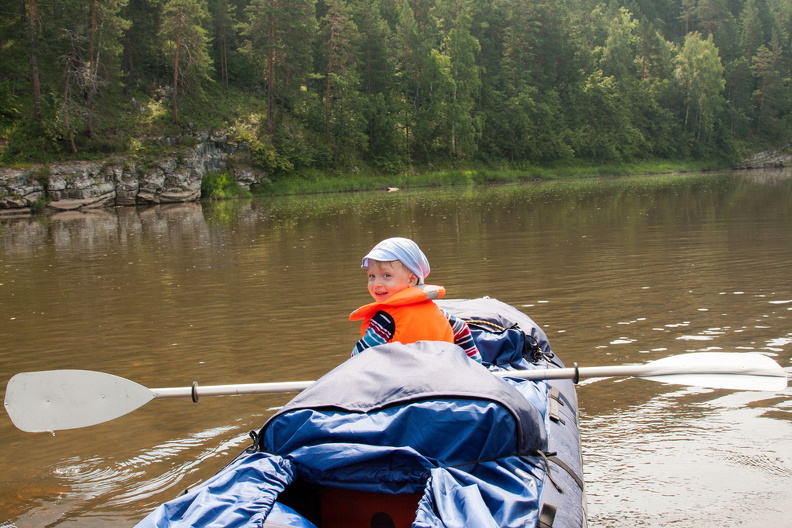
[[446, 313, 483, 363], [352, 310, 395, 356]]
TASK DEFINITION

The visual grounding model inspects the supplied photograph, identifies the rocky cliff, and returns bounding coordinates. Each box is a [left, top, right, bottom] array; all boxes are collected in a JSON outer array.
[[737, 143, 792, 169], [0, 132, 263, 217]]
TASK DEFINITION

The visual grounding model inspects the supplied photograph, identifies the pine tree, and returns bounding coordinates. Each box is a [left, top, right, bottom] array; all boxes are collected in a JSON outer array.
[[159, 0, 213, 123], [241, 0, 316, 137], [750, 42, 784, 135], [318, 0, 365, 163]]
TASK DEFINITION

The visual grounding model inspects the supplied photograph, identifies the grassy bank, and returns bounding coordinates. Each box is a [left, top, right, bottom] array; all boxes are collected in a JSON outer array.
[[210, 159, 725, 198]]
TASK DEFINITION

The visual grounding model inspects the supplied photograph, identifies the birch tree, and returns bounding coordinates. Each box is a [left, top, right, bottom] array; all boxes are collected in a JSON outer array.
[[674, 32, 726, 146], [443, 2, 480, 159]]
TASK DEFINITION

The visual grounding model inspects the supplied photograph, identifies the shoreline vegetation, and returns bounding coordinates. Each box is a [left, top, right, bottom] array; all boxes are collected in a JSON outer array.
[[202, 159, 728, 199]]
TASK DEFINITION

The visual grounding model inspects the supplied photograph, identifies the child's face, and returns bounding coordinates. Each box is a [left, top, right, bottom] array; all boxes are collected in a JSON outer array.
[[366, 260, 418, 301]]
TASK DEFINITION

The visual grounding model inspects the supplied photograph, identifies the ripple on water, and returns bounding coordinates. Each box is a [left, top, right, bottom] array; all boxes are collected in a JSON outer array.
[[582, 385, 792, 528], [46, 423, 253, 517]]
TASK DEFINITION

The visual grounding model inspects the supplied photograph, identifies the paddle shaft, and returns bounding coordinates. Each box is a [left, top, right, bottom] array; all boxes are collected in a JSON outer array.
[[494, 363, 777, 382], [155, 353, 786, 400], [152, 381, 315, 400], [155, 364, 756, 398], [153, 368, 621, 401]]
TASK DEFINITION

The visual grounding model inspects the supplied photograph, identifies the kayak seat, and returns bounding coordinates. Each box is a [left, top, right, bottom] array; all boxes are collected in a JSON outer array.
[[320, 488, 422, 528]]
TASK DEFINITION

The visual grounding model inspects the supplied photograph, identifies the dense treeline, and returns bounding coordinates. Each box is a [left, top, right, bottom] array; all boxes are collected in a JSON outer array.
[[1, 0, 790, 173]]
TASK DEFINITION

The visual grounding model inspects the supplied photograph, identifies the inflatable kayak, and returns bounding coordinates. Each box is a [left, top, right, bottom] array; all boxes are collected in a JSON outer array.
[[134, 297, 587, 528]]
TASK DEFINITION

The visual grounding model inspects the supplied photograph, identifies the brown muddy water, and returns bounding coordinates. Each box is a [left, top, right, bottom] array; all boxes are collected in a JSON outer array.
[[1, 170, 790, 527]]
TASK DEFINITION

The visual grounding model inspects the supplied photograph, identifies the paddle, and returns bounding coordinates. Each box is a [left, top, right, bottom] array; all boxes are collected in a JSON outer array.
[[4, 352, 786, 433]]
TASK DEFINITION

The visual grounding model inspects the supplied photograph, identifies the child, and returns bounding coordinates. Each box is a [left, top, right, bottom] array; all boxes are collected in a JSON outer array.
[[350, 237, 482, 363]]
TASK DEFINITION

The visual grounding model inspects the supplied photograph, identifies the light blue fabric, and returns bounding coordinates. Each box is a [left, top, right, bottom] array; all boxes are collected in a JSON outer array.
[[414, 460, 544, 528], [133, 452, 308, 528], [361, 237, 431, 283]]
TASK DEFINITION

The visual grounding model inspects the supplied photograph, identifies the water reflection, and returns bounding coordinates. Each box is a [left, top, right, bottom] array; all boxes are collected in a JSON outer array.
[[1, 170, 791, 527]]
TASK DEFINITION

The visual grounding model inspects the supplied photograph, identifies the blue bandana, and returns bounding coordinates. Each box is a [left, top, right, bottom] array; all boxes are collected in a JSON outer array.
[[361, 237, 431, 284]]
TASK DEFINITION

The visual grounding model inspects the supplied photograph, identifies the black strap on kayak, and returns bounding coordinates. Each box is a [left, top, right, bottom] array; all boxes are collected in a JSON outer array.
[[538, 503, 557, 528], [247, 429, 263, 452], [535, 450, 585, 493]]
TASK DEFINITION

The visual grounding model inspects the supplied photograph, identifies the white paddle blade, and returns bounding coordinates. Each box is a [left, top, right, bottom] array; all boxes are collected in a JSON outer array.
[[643, 352, 788, 392], [4, 370, 155, 432]]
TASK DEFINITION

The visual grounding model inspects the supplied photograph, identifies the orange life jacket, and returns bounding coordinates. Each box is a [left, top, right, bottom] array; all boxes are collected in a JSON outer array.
[[349, 285, 454, 344]]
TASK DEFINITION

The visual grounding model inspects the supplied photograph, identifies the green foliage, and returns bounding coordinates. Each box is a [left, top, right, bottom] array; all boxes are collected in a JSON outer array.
[[0, 80, 23, 137], [1, 119, 60, 164], [252, 139, 295, 174], [30, 195, 51, 214], [201, 171, 252, 200], [0, 0, 790, 170], [569, 71, 647, 162], [242, 159, 722, 196]]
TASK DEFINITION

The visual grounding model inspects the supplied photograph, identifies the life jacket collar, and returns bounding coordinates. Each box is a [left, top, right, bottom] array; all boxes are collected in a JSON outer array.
[[350, 285, 446, 321]]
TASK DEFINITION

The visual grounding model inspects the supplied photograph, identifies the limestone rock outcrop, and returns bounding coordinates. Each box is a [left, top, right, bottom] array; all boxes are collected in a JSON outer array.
[[0, 132, 263, 217]]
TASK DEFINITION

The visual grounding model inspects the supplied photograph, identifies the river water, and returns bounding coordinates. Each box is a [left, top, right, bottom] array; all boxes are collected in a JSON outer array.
[[1, 170, 790, 527]]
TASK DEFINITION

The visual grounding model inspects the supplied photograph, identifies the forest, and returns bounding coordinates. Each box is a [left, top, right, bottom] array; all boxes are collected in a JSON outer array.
[[1, 0, 790, 175]]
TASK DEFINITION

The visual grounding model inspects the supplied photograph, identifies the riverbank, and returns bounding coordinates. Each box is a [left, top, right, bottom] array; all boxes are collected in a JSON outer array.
[[253, 159, 722, 197], [257, 143, 791, 195], [2, 141, 790, 217]]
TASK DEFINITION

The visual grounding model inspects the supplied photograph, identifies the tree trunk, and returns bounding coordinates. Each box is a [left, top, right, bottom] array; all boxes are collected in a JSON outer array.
[[220, 33, 229, 90], [85, 0, 103, 137], [172, 6, 183, 124], [325, 25, 334, 137], [25, 0, 42, 121], [266, 17, 275, 137], [756, 77, 765, 135]]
